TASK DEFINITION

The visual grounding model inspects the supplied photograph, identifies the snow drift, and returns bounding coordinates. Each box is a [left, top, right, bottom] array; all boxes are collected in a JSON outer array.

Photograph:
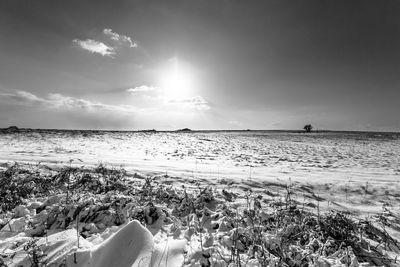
[[7, 220, 186, 267]]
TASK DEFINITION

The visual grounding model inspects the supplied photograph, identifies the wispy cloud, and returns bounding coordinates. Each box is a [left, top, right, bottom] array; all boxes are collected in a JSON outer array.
[[0, 90, 45, 104], [0, 90, 135, 113], [47, 94, 135, 112], [103, 28, 138, 48], [125, 85, 211, 111], [1, 90, 211, 113], [0, 90, 213, 129], [167, 96, 210, 111], [73, 39, 115, 56], [126, 85, 157, 94]]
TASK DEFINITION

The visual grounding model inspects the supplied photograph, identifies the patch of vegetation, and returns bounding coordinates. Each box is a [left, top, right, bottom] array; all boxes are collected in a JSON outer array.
[[0, 163, 399, 266], [23, 238, 46, 267]]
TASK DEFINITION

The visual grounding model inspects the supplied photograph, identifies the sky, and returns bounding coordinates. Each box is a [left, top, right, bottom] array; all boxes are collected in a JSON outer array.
[[0, 0, 399, 131]]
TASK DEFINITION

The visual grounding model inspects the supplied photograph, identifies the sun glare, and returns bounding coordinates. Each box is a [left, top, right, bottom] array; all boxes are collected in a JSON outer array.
[[160, 58, 194, 98]]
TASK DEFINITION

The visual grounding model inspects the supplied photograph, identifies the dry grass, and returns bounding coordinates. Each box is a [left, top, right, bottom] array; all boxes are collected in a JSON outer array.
[[0, 163, 399, 266]]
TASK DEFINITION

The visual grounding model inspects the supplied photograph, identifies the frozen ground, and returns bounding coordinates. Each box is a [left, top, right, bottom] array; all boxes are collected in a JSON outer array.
[[1, 130, 400, 266], [1, 130, 399, 181], [1, 130, 400, 214]]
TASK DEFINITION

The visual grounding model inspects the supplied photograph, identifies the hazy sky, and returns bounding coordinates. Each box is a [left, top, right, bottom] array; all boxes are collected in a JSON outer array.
[[1, 0, 399, 131]]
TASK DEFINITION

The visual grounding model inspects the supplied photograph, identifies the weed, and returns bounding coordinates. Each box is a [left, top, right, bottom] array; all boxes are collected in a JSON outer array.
[[23, 238, 46, 267]]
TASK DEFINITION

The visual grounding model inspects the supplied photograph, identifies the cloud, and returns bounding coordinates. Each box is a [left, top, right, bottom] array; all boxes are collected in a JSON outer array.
[[103, 28, 138, 48], [73, 39, 115, 56], [127, 85, 157, 94], [46, 94, 136, 112], [0, 90, 45, 104], [73, 28, 137, 57], [167, 96, 210, 111], [0, 91, 141, 130], [0, 90, 135, 113], [0, 90, 212, 130], [0, 91, 211, 114]]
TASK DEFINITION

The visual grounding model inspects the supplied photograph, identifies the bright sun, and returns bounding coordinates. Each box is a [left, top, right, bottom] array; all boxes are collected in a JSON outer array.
[[160, 58, 194, 98]]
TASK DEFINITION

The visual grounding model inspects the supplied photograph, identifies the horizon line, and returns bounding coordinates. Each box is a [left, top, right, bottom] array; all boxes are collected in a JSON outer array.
[[1, 126, 399, 134]]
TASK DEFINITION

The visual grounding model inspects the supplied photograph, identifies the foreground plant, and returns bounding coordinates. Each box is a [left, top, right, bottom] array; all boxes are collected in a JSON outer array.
[[0, 163, 399, 266]]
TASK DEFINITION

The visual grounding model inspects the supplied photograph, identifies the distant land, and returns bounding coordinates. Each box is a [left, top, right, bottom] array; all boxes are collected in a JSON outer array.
[[0, 125, 400, 134]]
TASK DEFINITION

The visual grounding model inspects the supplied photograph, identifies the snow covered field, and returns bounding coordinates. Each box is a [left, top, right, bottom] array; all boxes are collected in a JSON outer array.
[[1, 130, 399, 181], [1, 130, 400, 213], [0, 130, 400, 266]]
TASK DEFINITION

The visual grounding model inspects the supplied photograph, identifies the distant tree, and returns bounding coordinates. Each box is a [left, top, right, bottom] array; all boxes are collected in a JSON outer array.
[[303, 124, 313, 133]]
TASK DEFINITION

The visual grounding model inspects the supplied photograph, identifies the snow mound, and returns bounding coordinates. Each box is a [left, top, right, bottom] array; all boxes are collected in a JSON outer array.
[[68, 220, 153, 266], [68, 220, 185, 267], [5, 220, 186, 267]]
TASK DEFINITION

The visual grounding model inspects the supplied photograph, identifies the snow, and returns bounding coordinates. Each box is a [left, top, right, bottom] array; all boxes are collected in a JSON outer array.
[[0, 130, 399, 266], [1, 131, 399, 185], [67, 220, 153, 267], [3, 220, 186, 267]]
